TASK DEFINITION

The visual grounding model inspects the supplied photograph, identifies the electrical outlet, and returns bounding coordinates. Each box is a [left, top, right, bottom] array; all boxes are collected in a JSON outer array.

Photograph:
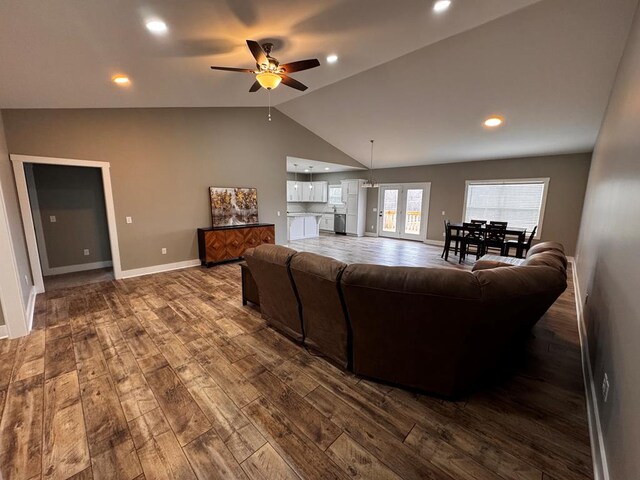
[[161, 248, 167, 255], [442, 211, 446, 216], [277, 211, 281, 217], [602, 373, 610, 403], [49, 215, 57, 223], [126, 216, 133, 224], [83, 249, 90, 256]]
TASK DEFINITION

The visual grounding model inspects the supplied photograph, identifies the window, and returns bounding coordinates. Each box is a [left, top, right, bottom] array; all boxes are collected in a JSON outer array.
[[328, 185, 343, 205], [463, 179, 549, 238]]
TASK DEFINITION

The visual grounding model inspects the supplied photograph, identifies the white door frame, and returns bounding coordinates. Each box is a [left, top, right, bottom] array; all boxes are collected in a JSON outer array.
[[0, 173, 30, 338], [377, 182, 431, 241], [10, 154, 122, 293]]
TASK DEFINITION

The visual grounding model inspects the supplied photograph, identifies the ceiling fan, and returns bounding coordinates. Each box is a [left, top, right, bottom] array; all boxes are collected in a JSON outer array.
[[210, 40, 320, 92]]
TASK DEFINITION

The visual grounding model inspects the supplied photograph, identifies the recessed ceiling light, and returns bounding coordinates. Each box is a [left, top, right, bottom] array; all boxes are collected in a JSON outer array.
[[112, 75, 131, 86], [324, 167, 330, 171], [146, 20, 168, 34], [326, 54, 338, 64], [484, 116, 504, 128], [433, 0, 451, 13]]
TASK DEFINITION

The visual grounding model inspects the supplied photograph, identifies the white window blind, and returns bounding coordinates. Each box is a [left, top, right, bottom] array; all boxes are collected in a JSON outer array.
[[463, 179, 547, 236], [328, 185, 343, 205]]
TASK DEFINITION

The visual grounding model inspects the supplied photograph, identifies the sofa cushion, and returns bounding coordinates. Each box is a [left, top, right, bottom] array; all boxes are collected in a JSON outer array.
[[524, 250, 567, 272], [527, 241, 565, 256], [290, 252, 349, 368], [244, 245, 303, 341]]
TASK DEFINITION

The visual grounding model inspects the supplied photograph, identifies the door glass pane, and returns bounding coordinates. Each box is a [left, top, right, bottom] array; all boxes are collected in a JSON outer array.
[[404, 189, 423, 235], [382, 189, 398, 232]]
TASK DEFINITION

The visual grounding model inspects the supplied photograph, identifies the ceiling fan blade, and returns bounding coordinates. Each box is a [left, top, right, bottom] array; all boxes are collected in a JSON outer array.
[[280, 59, 320, 73], [210, 66, 255, 73], [280, 74, 308, 91], [249, 80, 261, 92], [246, 40, 267, 65]]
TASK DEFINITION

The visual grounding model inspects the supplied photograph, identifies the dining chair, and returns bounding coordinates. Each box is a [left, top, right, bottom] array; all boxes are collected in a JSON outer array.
[[460, 222, 484, 263], [441, 220, 464, 261], [489, 221, 508, 227], [483, 224, 507, 256], [470, 219, 487, 225], [502, 226, 537, 258]]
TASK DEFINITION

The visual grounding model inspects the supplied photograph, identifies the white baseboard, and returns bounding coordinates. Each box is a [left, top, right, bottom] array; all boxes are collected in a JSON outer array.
[[363, 232, 378, 237], [0, 325, 7, 339], [424, 239, 446, 247], [44, 260, 113, 277], [121, 259, 201, 279], [26, 286, 37, 332], [572, 261, 609, 480]]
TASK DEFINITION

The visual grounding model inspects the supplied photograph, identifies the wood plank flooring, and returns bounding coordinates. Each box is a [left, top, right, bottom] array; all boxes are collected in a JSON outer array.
[[0, 236, 592, 479]]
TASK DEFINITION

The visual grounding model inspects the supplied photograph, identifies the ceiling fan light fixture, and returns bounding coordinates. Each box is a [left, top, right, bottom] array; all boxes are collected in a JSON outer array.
[[256, 72, 282, 90]]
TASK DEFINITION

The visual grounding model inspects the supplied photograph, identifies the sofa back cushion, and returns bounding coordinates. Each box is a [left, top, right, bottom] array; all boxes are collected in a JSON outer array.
[[244, 245, 303, 341], [290, 252, 350, 368], [341, 264, 483, 395]]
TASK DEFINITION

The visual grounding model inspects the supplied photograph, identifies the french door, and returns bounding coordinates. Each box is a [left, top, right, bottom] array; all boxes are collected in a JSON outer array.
[[378, 183, 430, 241]]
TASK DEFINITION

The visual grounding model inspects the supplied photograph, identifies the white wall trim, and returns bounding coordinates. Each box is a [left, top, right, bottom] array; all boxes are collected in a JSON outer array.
[[425, 239, 445, 247], [26, 286, 37, 332], [572, 260, 609, 480], [363, 232, 378, 237], [121, 259, 201, 280], [44, 261, 113, 277], [0, 161, 30, 338], [0, 325, 7, 339], [10, 154, 123, 293]]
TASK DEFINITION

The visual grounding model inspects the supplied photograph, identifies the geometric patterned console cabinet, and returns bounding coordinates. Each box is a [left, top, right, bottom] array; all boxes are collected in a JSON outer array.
[[197, 223, 275, 266]]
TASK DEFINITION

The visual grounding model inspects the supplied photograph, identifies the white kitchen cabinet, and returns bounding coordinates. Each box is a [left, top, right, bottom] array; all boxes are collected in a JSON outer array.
[[287, 215, 321, 240], [320, 213, 335, 231], [287, 181, 328, 203], [286, 181, 303, 202], [341, 179, 367, 236]]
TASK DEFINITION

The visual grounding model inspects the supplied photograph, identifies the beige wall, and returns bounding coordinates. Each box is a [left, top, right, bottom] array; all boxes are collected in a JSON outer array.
[[0, 112, 33, 320], [575, 4, 640, 479], [316, 152, 591, 255], [1, 108, 361, 270], [30, 164, 111, 269], [0, 295, 4, 326]]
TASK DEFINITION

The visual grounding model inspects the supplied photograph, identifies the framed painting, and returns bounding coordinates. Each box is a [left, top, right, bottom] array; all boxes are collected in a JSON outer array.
[[209, 187, 259, 226]]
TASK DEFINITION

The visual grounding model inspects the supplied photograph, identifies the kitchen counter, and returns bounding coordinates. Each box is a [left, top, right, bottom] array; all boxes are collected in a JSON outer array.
[[286, 212, 324, 217]]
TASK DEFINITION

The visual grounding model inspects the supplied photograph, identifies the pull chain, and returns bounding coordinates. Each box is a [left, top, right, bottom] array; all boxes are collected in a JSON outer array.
[[268, 89, 272, 122]]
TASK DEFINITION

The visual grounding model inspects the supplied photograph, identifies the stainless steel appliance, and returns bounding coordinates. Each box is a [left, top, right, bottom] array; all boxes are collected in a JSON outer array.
[[334, 213, 347, 235]]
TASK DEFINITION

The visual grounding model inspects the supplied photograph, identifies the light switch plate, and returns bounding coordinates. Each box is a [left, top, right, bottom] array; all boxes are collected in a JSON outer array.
[[49, 215, 57, 223], [126, 216, 133, 224], [83, 249, 90, 256], [161, 248, 167, 255]]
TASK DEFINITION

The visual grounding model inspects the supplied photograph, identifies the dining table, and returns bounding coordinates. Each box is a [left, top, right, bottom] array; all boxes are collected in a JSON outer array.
[[447, 222, 527, 243]]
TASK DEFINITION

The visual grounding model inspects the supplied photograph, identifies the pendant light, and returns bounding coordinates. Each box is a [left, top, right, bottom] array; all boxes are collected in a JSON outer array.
[[363, 139, 379, 188]]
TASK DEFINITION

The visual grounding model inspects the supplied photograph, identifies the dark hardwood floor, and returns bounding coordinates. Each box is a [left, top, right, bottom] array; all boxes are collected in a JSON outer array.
[[0, 236, 592, 480]]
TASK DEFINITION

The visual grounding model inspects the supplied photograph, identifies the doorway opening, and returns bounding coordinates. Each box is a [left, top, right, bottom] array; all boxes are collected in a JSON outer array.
[[11, 154, 122, 294], [26, 163, 113, 290], [378, 183, 431, 241]]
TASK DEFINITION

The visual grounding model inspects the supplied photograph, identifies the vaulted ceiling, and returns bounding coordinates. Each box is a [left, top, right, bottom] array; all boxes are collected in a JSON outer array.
[[0, 0, 637, 167]]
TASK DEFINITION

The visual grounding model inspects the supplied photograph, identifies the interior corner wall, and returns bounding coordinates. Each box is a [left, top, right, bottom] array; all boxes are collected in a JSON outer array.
[[574, 3, 640, 479], [1, 108, 360, 271], [315, 152, 591, 255], [0, 111, 33, 320]]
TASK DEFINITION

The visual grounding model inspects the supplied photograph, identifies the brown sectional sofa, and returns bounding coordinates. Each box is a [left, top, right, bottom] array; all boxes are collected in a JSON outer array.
[[243, 241, 567, 398]]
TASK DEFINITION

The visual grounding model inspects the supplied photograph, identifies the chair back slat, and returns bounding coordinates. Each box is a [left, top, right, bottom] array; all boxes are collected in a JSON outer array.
[[470, 219, 487, 225], [489, 221, 508, 227]]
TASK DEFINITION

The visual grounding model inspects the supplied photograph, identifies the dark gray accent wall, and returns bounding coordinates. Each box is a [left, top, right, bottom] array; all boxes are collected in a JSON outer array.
[[30, 164, 111, 270]]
